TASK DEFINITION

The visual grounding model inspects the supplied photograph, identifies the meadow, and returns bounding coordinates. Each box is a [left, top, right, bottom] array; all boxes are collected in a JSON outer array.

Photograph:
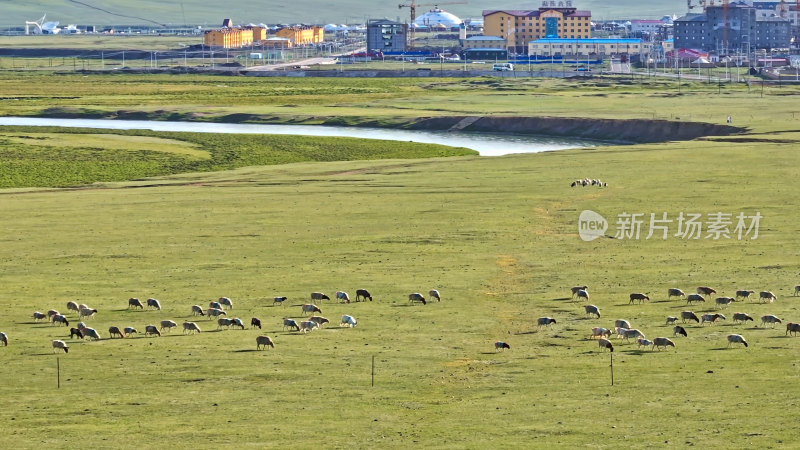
[[0, 74, 798, 447]]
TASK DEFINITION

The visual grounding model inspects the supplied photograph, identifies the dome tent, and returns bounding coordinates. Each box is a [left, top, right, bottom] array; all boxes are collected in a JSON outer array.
[[414, 8, 462, 28]]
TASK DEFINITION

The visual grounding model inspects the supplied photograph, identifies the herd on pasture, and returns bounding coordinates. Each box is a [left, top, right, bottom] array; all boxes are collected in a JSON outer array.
[[0, 289, 444, 354], [561, 285, 800, 353]]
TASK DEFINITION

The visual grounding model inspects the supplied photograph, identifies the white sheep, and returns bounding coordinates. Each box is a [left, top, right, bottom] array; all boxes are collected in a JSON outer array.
[[341, 315, 357, 327], [256, 335, 274, 350], [209, 301, 223, 310], [637, 338, 654, 349], [66, 301, 80, 313], [217, 318, 234, 329], [83, 328, 101, 340], [597, 338, 614, 352], [309, 316, 330, 328], [429, 289, 441, 302], [182, 322, 201, 334], [576, 289, 590, 302], [206, 308, 227, 319], [583, 304, 600, 318], [0, 332, 7, 346], [128, 298, 144, 309], [335, 291, 351, 304], [78, 306, 98, 320], [145, 325, 161, 337], [301, 304, 322, 315], [571, 286, 588, 298], [759, 291, 777, 303], [47, 309, 60, 320], [160, 320, 177, 332], [124, 327, 138, 336], [614, 319, 631, 330], [52, 339, 69, 353], [727, 334, 748, 348], [715, 297, 735, 308], [299, 320, 319, 333], [653, 337, 676, 350], [283, 318, 300, 331], [230, 318, 245, 330], [760, 314, 782, 328], [52, 314, 69, 327], [589, 327, 611, 339], [218, 297, 233, 309], [701, 313, 726, 325], [622, 329, 645, 341], [732, 312, 754, 324], [735, 290, 755, 300], [32, 311, 47, 322], [408, 293, 426, 305], [681, 311, 700, 323], [665, 316, 678, 325], [667, 288, 685, 300], [191, 305, 205, 316]]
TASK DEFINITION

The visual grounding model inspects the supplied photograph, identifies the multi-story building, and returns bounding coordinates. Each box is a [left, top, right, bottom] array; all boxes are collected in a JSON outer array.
[[366, 19, 407, 53], [204, 28, 255, 48], [674, 4, 791, 52], [275, 26, 324, 46], [461, 35, 507, 50], [528, 38, 649, 57], [483, 0, 591, 54]]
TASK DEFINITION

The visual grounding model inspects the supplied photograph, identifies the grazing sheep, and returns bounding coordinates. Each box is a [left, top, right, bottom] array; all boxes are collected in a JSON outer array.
[[160, 320, 177, 332], [697, 286, 717, 296], [629, 293, 650, 304], [341, 315, 357, 328], [429, 290, 441, 302], [537, 317, 557, 327], [673, 326, 688, 337], [335, 291, 351, 304], [283, 318, 300, 331], [52, 340, 69, 353], [614, 319, 631, 330], [218, 297, 233, 310], [78, 307, 98, 320], [190, 305, 205, 316], [206, 308, 227, 319], [686, 294, 705, 304], [123, 327, 138, 336], [681, 311, 700, 323], [52, 314, 69, 327], [576, 289, 590, 302], [614, 327, 628, 339], [256, 335, 275, 350], [637, 338, 654, 349], [47, 310, 60, 320], [144, 325, 161, 337], [309, 316, 330, 328], [794, 285, 800, 297], [128, 298, 144, 309], [668, 288, 685, 300], [759, 291, 777, 303], [653, 337, 676, 350], [76, 322, 87, 332], [622, 329, 645, 341], [230, 318, 245, 330], [356, 289, 373, 302], [299, 320, 319, 333], [0, 332, 7, 346], [69, 327, 84, 339], [736, 290, 755, 300], [597, 338, 614, 352], [760, 314, 782, 328], [251, 317, 262, 329], [701, 313, 726, 325], [217, 318, 234, 329], [66, 301, 80, 313], [786, 323, 800, 336], [32, 311, 47, 322], [146, 298, 162, 310], [301, 304, 322, 315], [571, 286, 588, 298], [408, 293, 427, 305], [273, 297, 288, 306], [584, 304, 600, 318], [727, 334, 748, 348], [209, 301, 223, 311], [590, 327, 612, 339], [108, 326, 124, 339], [666, 316, 678, 325], [83, 328, 101, 340], [715, 297, 735, 309], [311, 292, 330, 302], [494, 341, 511, 351], [732, 312, 754, 324], [182, 322, 201, 334]]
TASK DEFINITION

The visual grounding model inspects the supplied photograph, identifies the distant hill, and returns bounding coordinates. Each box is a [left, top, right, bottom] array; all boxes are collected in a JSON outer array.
[[1, 0, 686, 28]]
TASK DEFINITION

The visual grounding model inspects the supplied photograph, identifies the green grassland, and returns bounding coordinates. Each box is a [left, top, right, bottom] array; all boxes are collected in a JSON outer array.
[[1, 0, 684, 27], [0, 74, 798, 447]]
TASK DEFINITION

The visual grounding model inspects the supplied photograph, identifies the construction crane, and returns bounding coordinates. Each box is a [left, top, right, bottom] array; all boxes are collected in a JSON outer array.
[[25, 14, 46, 35], [398, 1, 467, 47]]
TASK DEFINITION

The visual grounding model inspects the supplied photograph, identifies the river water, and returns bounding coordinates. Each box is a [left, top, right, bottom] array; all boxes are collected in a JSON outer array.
[[0, 117, 605, 156]]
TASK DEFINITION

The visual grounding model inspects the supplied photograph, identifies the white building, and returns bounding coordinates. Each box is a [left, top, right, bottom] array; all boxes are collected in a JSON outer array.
[[415, 8, 463, 28]]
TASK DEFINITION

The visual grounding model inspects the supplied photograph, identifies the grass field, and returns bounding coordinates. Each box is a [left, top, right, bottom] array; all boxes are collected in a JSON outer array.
[[0, 74, 798, 447]]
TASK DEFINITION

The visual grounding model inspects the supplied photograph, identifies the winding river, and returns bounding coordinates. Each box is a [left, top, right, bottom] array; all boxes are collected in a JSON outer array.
[[0, 117, 606, 156]]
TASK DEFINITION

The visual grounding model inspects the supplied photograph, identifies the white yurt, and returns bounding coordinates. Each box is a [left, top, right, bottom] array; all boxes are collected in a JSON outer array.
[[415, 8, 462, 28]]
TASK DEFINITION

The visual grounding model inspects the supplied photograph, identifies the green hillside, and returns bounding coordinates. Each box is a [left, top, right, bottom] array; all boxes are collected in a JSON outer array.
[[0, 0, 686, 28]]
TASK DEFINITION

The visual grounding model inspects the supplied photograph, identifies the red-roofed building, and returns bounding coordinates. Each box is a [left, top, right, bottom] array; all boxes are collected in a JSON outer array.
[[483, 0, 591, 54]]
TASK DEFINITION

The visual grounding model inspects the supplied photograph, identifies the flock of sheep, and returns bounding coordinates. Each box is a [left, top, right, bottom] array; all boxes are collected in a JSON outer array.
[[2, 288, 443, 354], [556, 284, 800, 353]]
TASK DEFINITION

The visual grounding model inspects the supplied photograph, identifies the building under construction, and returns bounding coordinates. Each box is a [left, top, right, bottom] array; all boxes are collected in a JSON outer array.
[[674, 1, 792, 53]]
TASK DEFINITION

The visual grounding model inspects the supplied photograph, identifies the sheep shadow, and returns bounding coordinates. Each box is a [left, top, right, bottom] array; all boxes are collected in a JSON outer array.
[[390, 304, 418, 308], [232, 349, 260, 353], [551, 297, 573, 302]]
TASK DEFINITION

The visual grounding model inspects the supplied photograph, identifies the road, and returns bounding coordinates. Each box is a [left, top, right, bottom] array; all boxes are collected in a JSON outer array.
[[244, 56, 338, 72]]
